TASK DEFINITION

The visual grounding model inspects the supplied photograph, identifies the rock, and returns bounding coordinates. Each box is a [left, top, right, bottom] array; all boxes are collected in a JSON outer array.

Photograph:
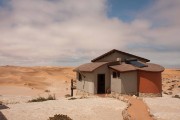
[[132, 95, 137, 99], [120, 96, 124, 101], [124, 98, 129, 103], [173, 95, 180, 99], [167, 86, 173, 90], [168, 92, 173, 95]]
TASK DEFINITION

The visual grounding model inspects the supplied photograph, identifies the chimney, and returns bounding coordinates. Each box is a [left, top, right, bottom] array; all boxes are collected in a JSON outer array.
[[116, 58, 121, 64]]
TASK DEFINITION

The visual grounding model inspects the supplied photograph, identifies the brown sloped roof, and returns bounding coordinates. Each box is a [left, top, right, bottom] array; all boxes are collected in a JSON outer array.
[[91, 49, 150, 62], [109, 63, 136, 72], [137, 63, 164, 72], [74, 62, 108, 72], [109, 63, 164, 72]]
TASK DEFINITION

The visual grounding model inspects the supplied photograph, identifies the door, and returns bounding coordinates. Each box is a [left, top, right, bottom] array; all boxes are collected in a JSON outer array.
[[97, 74, 105, 94]]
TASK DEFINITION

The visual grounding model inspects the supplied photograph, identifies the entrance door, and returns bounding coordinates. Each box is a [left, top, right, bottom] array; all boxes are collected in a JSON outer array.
[[97, 74, 105, 94]]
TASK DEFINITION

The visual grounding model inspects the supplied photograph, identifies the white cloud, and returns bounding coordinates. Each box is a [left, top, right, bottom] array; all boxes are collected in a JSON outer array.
[[0, 0, 179, 67]]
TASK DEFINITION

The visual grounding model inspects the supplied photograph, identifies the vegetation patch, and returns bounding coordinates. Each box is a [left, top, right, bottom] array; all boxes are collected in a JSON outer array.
[[65, 94, 71, 98], [68, 97, 77, 100], [45, 89, 50, 92], [48, 114, 72, 120], [28, 94, 56, 102], [172, 95, 180, 99]]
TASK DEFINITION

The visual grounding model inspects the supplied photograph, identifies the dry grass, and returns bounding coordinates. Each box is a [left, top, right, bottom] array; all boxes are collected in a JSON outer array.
[[28, 94, 56, 102], [48, 114, 72, 120]]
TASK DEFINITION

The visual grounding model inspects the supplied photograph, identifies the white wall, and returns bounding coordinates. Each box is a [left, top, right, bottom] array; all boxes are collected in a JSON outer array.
[[76, 72, 95, 94]]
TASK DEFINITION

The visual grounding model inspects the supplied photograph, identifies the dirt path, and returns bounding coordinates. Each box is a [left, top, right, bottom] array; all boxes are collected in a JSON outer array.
[[124, 96, 153, 120]]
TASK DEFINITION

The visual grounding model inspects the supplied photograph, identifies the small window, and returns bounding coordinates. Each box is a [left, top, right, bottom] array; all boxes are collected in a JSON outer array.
[[113, 72, 117, 78], [78, 73, 82, 81], [117, 72, 120, 78]]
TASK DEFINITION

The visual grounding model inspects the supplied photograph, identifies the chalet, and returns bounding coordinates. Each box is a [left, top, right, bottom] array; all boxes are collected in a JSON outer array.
[[74, 49, 164, 97]]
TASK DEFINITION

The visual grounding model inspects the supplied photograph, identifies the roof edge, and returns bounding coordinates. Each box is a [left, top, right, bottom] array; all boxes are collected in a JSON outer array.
[[73, 62, 108, 72], [91, 49, 150, 62]]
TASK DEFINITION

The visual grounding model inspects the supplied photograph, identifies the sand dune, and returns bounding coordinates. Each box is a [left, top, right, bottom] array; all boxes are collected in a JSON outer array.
[[0, 66, 75, 97]]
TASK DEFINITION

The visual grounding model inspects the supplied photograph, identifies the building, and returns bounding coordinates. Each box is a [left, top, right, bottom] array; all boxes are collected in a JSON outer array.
[[74, 49, 164, 97]]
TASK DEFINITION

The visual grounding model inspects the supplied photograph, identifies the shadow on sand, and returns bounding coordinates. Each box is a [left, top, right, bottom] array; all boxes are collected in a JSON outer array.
[[0, 104, 9, 120]]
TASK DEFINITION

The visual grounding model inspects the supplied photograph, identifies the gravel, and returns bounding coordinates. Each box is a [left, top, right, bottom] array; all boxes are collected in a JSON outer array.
[[143, 96, 180, 120]]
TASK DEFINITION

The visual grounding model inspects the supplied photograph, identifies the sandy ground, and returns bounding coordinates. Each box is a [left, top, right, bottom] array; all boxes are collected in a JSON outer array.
[[144, 95, 180, 120], [1, 97, 127, 120], [162, 69, 180, 96]]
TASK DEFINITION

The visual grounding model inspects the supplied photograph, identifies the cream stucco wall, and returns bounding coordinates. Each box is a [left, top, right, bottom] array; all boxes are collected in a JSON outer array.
[[76, 64, 137, 94], [76, 64, 110, 94], [111, 70, 137, 94], [76, 72, 95, 94], [95, 51, 147, 62], [93, 64, 110, 94]]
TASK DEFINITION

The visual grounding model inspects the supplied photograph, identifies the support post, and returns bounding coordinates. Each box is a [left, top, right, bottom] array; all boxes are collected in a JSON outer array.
[[71, 79, 73, 97]]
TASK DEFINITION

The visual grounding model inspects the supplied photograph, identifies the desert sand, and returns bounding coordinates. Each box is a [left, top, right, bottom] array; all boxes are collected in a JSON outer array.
[[162, 69, 180, 96], [0, 66, 180, 120], [0, 66, 75, 98]]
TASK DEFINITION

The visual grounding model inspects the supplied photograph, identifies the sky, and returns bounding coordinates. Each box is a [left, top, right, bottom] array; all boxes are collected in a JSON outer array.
[[0, 0, 180, 68]]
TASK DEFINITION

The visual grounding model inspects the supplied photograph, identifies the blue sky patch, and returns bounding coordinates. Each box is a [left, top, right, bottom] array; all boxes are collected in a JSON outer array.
[[107, 0, 155, 22]]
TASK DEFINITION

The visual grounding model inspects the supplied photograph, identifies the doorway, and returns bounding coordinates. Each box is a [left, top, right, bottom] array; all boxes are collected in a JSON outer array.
[[97, 74, 105, 94]]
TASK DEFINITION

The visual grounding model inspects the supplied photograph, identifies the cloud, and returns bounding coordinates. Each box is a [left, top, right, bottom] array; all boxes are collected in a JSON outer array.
[[0, 0, 179, 67]]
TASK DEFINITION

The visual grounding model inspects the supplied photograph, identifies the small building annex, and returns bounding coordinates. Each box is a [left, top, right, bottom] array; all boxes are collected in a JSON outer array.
[[74, 49, 164, 97]]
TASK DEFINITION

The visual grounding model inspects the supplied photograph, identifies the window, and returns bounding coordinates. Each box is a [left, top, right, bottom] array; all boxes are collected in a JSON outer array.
[[113, 72, 117, 78], [78, 73, 82, 81], [117, 72, 120, 78], [113, 71, 120, 78]]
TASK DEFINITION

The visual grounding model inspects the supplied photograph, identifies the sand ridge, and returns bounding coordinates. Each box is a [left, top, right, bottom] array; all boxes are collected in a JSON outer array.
[[0, 66, 75, 97]]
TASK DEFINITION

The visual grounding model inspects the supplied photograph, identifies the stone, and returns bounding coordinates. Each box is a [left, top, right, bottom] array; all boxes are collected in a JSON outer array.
[[132, 95, 137, 99]]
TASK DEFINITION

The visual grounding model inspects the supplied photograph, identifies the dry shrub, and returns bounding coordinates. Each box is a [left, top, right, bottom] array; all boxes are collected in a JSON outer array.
[[65, 94, 71, 98], [48, 114, 72, 120], [45, 90, 50, 92], [28, 94, 56, 102]]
